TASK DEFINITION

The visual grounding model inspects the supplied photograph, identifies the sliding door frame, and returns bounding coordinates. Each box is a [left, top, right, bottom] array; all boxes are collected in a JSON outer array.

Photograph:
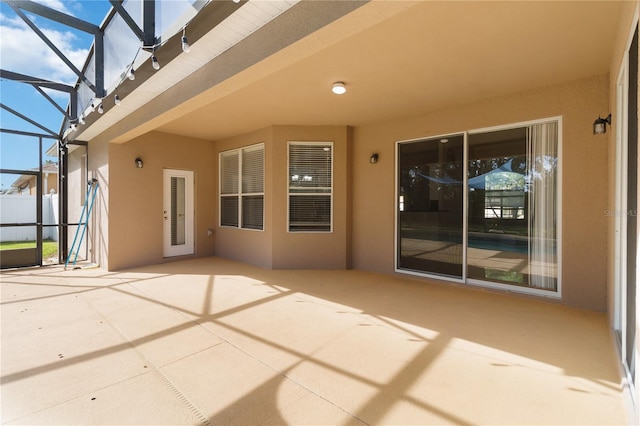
[[395, 116, 562, 299], [394, 131, 468, 284], [614, 13, 639, 406]]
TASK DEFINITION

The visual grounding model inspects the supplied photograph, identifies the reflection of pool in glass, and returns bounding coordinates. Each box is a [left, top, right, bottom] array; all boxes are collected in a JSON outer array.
[[468, 233, 557, 255], [468, 235, 528, 254], [401, 229, 556, 255]]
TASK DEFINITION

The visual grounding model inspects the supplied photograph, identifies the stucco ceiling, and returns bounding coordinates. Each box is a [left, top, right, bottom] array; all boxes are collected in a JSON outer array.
[[103, 0, 624, 143]]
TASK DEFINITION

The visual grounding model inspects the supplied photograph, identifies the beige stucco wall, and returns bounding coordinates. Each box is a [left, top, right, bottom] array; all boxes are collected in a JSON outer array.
[[214, 127, 274, 268], [106, 132, 216, 270], [271, 125, 352, 269], [90, 138, 109, 269], [214, 125, 352, 269], [352, 75, 610, 312], [66, 147, 88, 259]]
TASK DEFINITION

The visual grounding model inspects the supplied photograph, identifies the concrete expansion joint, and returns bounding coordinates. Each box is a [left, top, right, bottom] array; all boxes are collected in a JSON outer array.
[[145, 362, 212, 426], [205, 329, 371, 426], [75, 284, 212, 425]]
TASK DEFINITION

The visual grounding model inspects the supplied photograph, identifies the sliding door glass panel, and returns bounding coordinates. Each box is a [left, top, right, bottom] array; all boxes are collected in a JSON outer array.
[[468, 128, 528, 284], [398, 135, 464, 278], [467, 123, 558, 290]]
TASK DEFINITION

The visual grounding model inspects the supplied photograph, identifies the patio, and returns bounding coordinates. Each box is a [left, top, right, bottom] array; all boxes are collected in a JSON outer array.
[[0, 257, 629, 425]]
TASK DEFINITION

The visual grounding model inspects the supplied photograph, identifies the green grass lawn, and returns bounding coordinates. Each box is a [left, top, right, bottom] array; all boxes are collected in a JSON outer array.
[[0, 240, 58, 258]]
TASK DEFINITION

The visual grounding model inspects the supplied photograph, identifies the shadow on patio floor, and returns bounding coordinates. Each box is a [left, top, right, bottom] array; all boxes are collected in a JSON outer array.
[[0, 257, 628, 425]]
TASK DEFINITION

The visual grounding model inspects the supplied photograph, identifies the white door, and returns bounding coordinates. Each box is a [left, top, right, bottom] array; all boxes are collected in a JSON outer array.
[[163, 169, 194, 257]]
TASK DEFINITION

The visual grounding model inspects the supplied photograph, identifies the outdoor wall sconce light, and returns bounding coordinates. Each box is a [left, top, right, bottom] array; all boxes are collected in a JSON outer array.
[[370, 153, 379, 164], [593, 114, 611, 135], [332, 82, 346, 95], [135, 157, 143, 168]]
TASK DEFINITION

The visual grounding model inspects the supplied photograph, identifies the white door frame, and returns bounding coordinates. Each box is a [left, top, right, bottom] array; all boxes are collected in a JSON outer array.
[[163, 169, 194, 257], [614, 14, 638, 412]]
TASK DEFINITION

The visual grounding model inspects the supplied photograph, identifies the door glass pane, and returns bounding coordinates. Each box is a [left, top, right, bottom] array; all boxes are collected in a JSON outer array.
[[468, 128, 528, 284], [468, 125, 558, 291], [398, 135, 464, 278], [171, 177, 186, 246]]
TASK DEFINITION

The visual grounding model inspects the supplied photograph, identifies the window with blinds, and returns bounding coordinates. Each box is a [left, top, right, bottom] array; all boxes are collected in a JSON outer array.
[[219, 144, 264, 230], [288, 142, 332, 232]]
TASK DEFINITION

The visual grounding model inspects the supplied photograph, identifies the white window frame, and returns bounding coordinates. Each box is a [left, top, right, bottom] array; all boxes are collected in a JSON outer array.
[[219, 143, 265, 231], [287, 141, 333, 233]]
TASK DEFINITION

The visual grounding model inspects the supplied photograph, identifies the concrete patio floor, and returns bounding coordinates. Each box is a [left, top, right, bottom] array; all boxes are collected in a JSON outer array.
[[0, 257, 629, 425]]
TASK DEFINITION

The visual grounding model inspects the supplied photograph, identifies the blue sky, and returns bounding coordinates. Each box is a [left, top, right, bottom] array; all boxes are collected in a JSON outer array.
[[0, 0, 111, 191]]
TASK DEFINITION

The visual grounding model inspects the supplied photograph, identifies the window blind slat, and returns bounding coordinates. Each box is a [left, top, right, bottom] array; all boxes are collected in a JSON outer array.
[[221, 152, 239, 195], [220, 196, 239, 227], [242, 146, 264, 194], [288, 143, 332, 232], [219, 144, 264, 230]]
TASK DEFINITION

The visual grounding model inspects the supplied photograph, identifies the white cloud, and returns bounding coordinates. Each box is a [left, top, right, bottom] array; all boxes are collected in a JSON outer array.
[[37, 0, 72, 15], [0, 11, 90, 87]]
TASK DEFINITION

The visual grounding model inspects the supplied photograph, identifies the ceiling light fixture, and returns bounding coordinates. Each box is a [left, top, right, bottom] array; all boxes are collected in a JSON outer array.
[[332, 81, 346, 95]]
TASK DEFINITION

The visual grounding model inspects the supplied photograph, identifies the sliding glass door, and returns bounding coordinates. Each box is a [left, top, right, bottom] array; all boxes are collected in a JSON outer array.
[[467, 122, 558, 290], [467, 127, 528, 285], [397, 134, 464, 279], [397, 119, 560, 294]]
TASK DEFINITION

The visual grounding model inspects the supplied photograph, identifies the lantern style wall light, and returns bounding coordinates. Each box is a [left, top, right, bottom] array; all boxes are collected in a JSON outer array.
[[593, 114, 611, 135]]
